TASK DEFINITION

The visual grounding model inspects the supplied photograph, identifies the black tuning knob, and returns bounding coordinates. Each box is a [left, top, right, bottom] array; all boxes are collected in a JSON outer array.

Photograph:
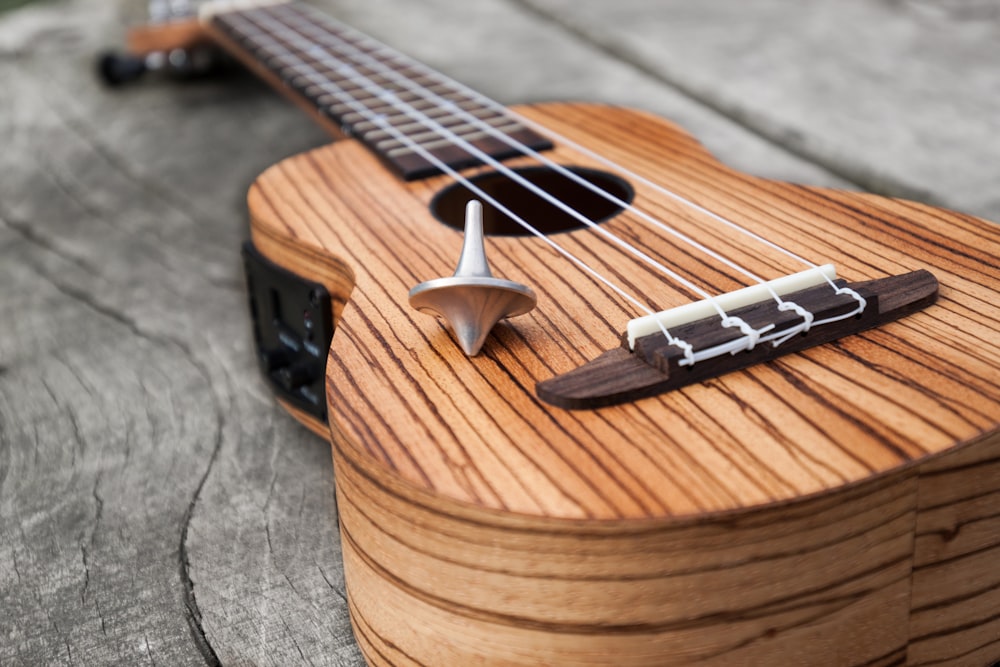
[[97, 51, 148, 87]]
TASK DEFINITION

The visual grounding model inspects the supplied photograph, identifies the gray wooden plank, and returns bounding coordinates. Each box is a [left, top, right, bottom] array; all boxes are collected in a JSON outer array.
[[0, 26, 216, 667], [0, 0, 359, 664], [0, 230, 213, 666], [523, 0, 1000, 220]]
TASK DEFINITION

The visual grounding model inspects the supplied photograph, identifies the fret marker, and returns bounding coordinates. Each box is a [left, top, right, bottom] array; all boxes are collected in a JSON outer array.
[[409, 201, 536, 356]]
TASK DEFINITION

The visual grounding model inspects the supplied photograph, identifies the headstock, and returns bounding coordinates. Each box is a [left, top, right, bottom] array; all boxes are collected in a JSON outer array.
[[98, 0, 224, 86]]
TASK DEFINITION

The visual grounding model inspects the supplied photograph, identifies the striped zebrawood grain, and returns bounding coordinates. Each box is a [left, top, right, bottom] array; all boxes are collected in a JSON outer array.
[[247, 103, 1000, 665]]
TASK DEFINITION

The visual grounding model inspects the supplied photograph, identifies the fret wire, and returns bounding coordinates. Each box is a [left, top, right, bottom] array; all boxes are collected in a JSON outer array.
[[234, 11, 475, 108], [237, 21, 496, 138], [355, 110, 500, 135], [320, 93, 488, 115], [372, 127, 524, 157], [382, 127, 527, 158], [290, 19, 475, 101], [364, 115, 513, 138], [263, 25, 528, 153], [376, 123, 523, 150], [375, 119, 522, 144]]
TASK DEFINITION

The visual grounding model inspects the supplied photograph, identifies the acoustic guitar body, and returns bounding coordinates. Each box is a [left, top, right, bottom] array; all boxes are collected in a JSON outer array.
[[246, 103, 1000, 666]]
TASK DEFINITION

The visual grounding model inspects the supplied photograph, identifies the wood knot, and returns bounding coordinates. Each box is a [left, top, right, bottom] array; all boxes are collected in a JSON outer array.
[[939, 525, 961, 543]]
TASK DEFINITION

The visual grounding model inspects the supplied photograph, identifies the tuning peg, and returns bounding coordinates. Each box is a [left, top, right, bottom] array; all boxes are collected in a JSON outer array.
[[409, 200, 537, 356], [96, 51, 149, 87], [97, 45, 229, 88]]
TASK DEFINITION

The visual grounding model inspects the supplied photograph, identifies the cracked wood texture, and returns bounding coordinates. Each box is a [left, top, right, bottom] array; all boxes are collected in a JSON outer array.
[[1, 1, 998, 666]]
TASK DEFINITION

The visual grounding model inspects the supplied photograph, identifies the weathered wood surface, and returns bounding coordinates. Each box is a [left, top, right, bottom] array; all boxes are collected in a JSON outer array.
[[525, 0, 1000, 222], [0, 1, 996, 666]]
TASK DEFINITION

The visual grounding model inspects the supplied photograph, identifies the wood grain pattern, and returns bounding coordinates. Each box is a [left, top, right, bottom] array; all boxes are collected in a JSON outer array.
[[246, 102, 1000, 664], [125, 19, 208, 55], [908, 434, 1000, 666]]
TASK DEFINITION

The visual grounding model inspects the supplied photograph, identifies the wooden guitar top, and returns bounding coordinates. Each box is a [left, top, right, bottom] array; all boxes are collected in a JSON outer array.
[[247, 103, 1000, 665], [249, 102, 998, 519]]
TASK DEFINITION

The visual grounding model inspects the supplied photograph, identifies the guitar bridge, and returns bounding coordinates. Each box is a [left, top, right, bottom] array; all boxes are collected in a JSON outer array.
[[537, 269, 939, 409], [242, 242, 334, 422]]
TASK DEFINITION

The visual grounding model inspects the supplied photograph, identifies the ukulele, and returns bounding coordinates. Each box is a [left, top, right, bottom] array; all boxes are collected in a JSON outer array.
[[108, 2, 1000, 664]]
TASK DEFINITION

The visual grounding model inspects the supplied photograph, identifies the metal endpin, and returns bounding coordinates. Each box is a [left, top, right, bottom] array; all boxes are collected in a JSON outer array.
[[409, 200, 537, 356]]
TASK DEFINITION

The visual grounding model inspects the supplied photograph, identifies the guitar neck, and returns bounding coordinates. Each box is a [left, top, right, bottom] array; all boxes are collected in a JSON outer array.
[[201, 1, 552, 179]]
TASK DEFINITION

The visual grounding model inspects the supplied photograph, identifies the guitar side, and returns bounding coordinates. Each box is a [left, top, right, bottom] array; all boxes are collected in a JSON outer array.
[[246, 103, 1000, 665]]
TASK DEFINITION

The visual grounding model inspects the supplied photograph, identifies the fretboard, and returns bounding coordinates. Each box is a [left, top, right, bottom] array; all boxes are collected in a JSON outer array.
[[203, 1, 553, 180]]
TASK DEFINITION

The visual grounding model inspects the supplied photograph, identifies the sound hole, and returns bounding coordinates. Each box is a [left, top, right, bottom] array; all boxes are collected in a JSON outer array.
[[430, 166, 634, 236]]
